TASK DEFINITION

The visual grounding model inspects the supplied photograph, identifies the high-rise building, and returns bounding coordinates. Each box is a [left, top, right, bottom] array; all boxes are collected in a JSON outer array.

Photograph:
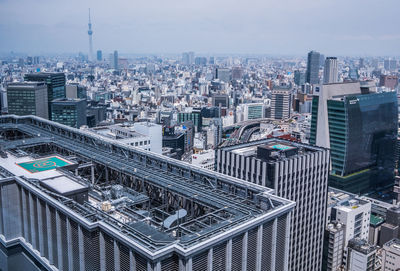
[[270, 89, 291, 119], [206, 118, 222, 148], [96, 50, 102, 61], [215, 68, 231, 83], [51, 98, 87, 128], [24, 72, 66, 119], [66, 83, 87, 99], [320, 54, 325, 67], [216, 139, 330, 271], [212, 93, 229, 108], [113, 50, 119, 70], [6, 82, 48, 119], [194, 56, 207, 66], [294, 70, 305, 86], [33, 56, 40, 64], [87, 101, 107, 126], [359, 58, 365, 68], [232, 66, 243, 81], [87, 8, 94, 61], [323, 57, 338, 84], [242, 103, 264, 120], [177, 109, 202, 132], [182, 51, 195, 65], [0, 86, 7, 114], [322, 222, 345, 271], [306, 50, 321, 84], [310, 82, 398, 194], [0, 115, 295, 271], [384, 59, 397, 71]]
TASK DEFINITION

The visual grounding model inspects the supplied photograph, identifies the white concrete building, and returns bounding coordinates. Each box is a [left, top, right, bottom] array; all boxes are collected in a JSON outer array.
[[327, 190, 371, 247], [85, 122, 162, 154], [270, 89, 291, 120], [191, 150, 215, 171], [133, 122, 162, 154]]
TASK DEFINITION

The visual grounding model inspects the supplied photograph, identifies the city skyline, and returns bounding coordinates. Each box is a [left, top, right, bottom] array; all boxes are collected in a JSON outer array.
[[0, 0, 399, 56], [1, 1, 400, 269]]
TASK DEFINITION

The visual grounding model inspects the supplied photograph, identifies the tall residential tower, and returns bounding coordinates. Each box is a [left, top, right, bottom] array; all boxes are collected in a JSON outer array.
[[323, 57, 338, 84]]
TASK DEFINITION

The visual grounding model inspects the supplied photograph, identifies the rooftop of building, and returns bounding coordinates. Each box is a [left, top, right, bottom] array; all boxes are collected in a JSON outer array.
[[52, 98, 86, 103], [370, 214, 385, 227], [87, 124, 148, 140], [327, 188, 370, 210], [348, 238, 376, 254], [0, 115, 294, 256], [381, 222, 399, 230], [7, 81, 47, 88], [326, 222, 345, 233], [220, 138, 325, 163], [24, 72, 65, 77], [384, 238, 400, 252]]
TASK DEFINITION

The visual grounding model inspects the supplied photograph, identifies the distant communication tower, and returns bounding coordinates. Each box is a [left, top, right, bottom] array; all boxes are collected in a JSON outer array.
[[88, 8, 94, 61]]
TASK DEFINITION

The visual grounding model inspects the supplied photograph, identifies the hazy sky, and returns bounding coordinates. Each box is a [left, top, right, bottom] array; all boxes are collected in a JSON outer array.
[[0, 0, 399, 56]]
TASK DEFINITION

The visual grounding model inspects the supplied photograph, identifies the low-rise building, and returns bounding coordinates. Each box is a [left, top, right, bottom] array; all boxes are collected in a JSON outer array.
[[382, 238, 400, 271], [345, 238, 376, 271]]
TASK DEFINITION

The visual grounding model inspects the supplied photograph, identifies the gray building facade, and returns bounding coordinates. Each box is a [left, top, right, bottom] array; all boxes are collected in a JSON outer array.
[[216, 139, 330, 271], [306, 50, 321, 85], [6, 82, 48, 119], [24, 72, 66, 119]]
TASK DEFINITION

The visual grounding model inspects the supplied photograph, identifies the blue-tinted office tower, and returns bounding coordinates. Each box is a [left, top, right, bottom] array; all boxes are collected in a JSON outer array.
[[51, 98, 87, 128], [310, 82, 398, 194], [294, 70, 306, 86], [96, 50, 102, 61], [113, 50, 119, 70]]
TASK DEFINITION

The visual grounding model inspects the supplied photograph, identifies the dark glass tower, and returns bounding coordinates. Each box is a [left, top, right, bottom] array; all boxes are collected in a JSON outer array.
[[51, 98, 87, 128], [24, 72, 66, 119], [306, 50, 320, 84], [96, 50, 102, 61], [327, 92, 397, 193], [177, 110, 202, 132]]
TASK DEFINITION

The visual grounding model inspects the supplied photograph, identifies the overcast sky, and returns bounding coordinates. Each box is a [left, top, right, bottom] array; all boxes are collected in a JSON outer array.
[[0, 0, 398, 56]]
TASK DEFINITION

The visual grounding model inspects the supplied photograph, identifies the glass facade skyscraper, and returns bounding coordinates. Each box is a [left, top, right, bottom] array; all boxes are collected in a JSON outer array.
[[306, 50, 320, 84], [311, 86, 398, 194]]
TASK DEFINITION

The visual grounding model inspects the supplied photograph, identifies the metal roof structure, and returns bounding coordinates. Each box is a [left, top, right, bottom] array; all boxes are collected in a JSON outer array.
[[0, 115, 295, 263]]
